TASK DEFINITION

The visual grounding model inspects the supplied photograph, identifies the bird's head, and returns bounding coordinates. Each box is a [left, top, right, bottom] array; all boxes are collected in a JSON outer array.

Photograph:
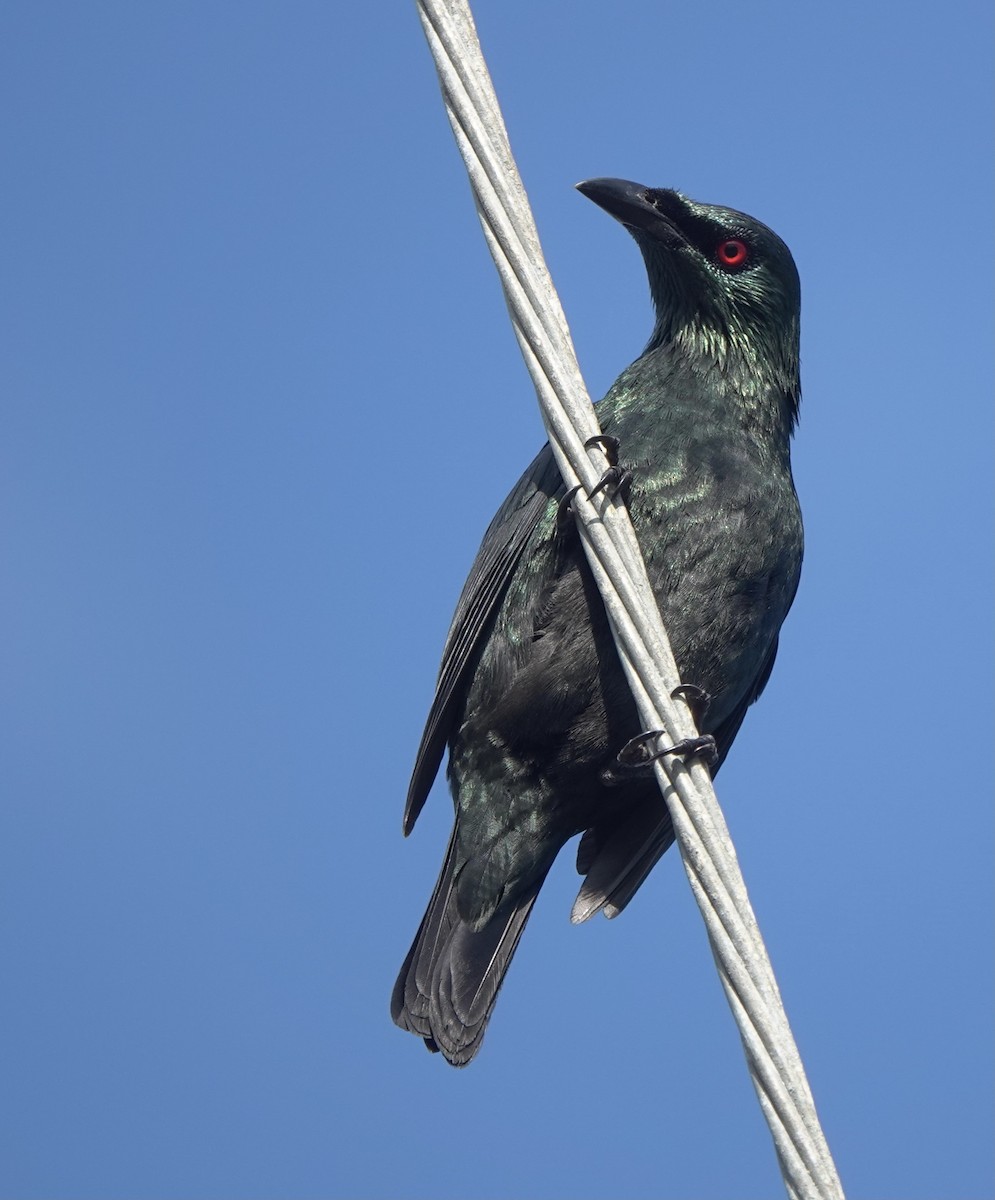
[[577, 178, 800, 423]]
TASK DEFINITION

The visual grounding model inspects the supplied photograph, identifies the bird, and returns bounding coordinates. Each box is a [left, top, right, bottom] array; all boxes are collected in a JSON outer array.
[[391, 178, 804, 1066]]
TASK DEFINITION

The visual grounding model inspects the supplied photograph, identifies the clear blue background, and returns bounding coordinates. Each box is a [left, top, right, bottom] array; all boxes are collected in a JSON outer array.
[[1, 3, 992, 1198]]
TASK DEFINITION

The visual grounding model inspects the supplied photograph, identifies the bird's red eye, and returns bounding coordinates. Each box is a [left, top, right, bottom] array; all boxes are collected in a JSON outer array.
[[716, 239, 749, 268]]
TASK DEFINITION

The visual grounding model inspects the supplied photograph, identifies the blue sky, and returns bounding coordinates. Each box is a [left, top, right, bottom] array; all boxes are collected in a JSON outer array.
[[1, 2, 992, 1198]]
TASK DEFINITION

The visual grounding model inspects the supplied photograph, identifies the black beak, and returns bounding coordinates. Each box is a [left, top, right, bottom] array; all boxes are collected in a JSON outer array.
[[576, 178, 687, 247]]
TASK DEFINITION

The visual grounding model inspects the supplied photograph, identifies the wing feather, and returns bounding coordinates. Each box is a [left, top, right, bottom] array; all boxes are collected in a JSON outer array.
[[403, 445, 563, 833]]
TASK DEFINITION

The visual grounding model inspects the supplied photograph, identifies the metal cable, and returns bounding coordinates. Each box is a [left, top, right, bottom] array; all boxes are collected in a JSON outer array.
[[414, 3, 845, 1196]]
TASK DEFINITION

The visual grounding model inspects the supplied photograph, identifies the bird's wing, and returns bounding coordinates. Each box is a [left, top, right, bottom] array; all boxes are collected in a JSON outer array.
[[403, 444, 562, 834]]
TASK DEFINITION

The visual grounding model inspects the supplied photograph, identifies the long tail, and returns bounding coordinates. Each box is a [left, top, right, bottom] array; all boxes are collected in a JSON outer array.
[[391, 829, 542, 1067]]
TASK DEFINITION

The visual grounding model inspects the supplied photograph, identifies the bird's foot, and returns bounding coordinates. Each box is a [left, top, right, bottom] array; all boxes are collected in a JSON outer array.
[[585, 434, 632, 502], [616, 729, 718, 769], [671, 683, 712, 727], [588, 464, 632, 501], [600, 728, 717, 784], [557, 434, 630, 527]]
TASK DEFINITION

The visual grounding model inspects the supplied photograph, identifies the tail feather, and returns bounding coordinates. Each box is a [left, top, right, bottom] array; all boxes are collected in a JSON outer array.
[[570, 801, 675, 924], [391, 829, 542, 1066]]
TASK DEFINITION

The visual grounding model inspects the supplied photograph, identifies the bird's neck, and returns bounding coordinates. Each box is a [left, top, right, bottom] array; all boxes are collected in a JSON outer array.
[[650, 318, 799, 453], [603, 334, 799, 469]]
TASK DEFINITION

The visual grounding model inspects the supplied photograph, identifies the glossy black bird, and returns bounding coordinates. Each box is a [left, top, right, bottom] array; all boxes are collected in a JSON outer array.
[[392, 179, 804, 1066]]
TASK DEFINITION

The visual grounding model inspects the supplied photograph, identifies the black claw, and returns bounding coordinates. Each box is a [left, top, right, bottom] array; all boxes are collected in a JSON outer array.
[[671, 683, 712, 726], [588, 465, 632, 501], [584, 434, 620, 467], [616, 729, 668, 767], [556, 483, 584, 529]]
